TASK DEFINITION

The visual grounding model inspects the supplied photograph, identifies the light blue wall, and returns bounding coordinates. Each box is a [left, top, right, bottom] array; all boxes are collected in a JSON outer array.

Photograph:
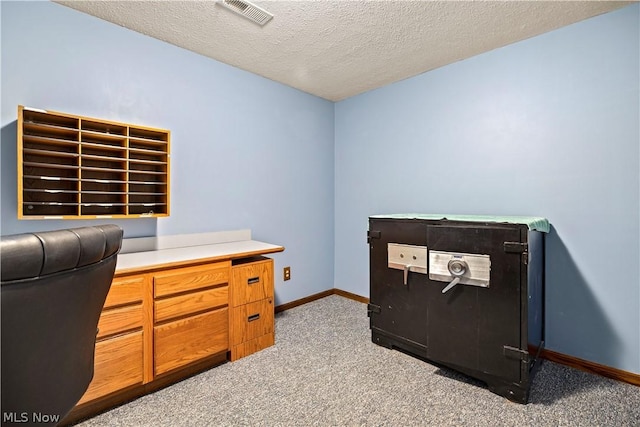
[[0, 1, 335, 306], [2, 1, 639, 375], [335, 5, 640, 374]]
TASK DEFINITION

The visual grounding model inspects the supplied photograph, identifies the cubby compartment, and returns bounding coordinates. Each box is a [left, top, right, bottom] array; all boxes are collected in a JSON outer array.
[[23, 203, 78, 217], [23, 109, 79, 132], [81, 119, 127, 137]]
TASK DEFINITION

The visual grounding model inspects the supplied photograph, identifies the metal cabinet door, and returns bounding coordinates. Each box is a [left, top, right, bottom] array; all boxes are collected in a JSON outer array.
[[369, 219, 430, 356], [426, 224, 523, 382]]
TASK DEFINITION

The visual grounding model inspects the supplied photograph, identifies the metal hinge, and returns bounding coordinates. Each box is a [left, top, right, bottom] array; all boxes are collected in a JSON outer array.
[[504, 242, 528, 264], [367, 303, 381, 317], [503, 345, 530, 363], [504, 242, 527, 253], [367, 230, 381, 244]]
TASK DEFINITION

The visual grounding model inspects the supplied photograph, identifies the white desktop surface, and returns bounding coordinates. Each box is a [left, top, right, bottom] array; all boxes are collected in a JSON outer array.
[[116, 240, 284, 274]]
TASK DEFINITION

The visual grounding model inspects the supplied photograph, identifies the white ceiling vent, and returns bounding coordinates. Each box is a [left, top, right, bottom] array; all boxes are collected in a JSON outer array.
[[218, 0, 273, 26]]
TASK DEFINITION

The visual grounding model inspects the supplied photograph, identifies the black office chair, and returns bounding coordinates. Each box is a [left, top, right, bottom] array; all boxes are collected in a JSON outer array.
[[1, 225, 123, 425]]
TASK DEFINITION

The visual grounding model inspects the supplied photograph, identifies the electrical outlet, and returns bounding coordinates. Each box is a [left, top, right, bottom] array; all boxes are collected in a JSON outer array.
[[283, 266, 291, 281]]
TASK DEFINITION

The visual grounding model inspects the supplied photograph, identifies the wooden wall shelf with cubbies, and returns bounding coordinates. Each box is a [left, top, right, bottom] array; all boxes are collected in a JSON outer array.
[[17, 105, 170, 219]]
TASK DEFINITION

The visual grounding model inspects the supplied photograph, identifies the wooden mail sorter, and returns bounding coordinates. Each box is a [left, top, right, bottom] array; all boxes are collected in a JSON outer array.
[[17, 105, 170, 219]]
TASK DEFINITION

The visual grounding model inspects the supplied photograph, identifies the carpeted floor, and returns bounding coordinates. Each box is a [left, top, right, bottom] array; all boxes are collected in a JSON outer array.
[[76, 295, 640, 426]]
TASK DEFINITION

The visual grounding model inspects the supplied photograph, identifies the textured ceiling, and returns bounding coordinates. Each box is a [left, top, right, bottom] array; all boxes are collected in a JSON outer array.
[[55, 1, 633, 101]]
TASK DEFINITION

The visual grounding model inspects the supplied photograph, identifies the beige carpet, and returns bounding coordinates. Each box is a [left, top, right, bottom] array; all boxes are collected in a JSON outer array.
[[76, 295, 640, 426]]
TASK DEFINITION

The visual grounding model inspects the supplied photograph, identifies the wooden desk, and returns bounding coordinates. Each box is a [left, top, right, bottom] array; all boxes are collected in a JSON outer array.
[[64, 234, 284, 424]]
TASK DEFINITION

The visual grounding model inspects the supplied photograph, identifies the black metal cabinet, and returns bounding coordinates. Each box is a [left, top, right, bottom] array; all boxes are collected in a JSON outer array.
[[368, 215, 547, 403]]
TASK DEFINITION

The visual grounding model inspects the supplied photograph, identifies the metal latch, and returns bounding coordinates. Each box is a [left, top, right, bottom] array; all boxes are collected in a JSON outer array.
[[387, 243, 428, 285], [367, 303, 381, 317], [503, 345, 530, 363]]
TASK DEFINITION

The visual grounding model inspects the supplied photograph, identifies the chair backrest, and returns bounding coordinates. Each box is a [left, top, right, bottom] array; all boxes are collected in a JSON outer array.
[[1, 225, 123, 425]]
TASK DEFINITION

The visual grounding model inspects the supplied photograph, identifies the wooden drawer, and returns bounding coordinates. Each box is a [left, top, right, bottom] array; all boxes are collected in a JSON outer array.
[[230, 333, 275, 362], [230, 298, 274, 346], [154, 285, 228, 323], [97, 303, 143, 339], [104, 275, 144, 309], [230, 259, 273, 307], [154, 308, 228, 376], [78, 331, 144, 405], [154, 262, 230, 298]]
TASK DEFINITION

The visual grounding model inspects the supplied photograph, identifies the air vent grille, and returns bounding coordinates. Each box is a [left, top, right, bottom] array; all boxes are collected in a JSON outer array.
[[219, 0, 274, 26]]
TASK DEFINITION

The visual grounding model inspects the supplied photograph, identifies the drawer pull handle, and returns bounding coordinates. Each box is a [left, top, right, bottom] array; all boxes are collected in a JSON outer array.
[[248, 313, 260, 322], [247, 277, 260, 285]]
